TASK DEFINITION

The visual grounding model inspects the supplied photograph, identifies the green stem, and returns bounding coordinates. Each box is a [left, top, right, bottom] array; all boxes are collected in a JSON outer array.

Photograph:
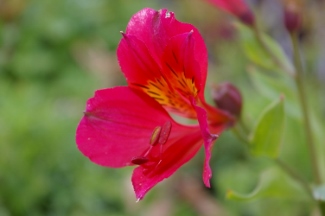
[[252, 22, 294, 76], [319, 201, 325, 216], [290, 32, 322, 185]]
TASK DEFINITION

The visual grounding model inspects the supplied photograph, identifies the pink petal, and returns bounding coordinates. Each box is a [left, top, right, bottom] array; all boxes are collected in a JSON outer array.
[[162, 32, 203, 96], [76, 87, 175, 168], [190, 97, 219, 187], [132, 127, 203, 200], [201, 99, 235, 127], [117, 8, 215, 123], [119, 8, 208, 90], [117, 34, 162, 84]]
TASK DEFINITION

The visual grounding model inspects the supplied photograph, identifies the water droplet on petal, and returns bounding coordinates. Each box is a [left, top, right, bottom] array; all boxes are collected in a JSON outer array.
[[165, 12, 171, 18]]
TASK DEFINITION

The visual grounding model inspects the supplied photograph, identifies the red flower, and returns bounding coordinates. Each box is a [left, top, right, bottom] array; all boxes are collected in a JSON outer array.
[[203, 0, 255, 25], [76, 8, 234, 200]]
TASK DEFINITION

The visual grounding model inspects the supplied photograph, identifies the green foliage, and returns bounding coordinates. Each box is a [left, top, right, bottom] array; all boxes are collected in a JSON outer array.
[[249, 96, 285, 158], [248, 66, 300, 118], [227, 167, 308, 201], [235, 23, 293, 73]]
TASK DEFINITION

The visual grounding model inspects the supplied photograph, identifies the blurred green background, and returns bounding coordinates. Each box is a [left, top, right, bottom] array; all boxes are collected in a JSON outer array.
[[1, 0, 325, 215]]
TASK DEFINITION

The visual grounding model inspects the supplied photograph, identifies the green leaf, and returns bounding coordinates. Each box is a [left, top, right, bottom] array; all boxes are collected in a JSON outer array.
[[249, 96, 285, 158], [248, 66, 300, 119], [235, 23, 293, 73], [227, 167, 308, 201]]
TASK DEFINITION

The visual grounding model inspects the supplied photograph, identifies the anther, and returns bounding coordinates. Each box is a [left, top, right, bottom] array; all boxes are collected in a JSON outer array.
[[158, 121, 172, 144], [131, 156, 149, 165], [150, 126, 162, 146]]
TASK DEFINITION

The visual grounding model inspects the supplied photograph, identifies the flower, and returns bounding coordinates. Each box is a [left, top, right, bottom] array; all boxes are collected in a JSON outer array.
[[76, 8, 234, 200], [203, 0, 255, 26]]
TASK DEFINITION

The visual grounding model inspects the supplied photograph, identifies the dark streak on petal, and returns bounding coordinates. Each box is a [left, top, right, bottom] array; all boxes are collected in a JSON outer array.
[[157, 79, 164, 86], [151, 97, 164, 101], [148, 91, 161, 96], [172, 50, 178, 63], [133, 83, 150, 89], [178, 79, 186, 88], [165, 62, 178, 77], [149, 81, 161, 90]]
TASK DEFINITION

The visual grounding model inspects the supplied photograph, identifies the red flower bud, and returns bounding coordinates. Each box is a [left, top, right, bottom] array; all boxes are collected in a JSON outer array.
[[283, 0, 302, 33], [204, 0, 255, 26], [211, 82, 242, 118], [238, 10, 255, 27]]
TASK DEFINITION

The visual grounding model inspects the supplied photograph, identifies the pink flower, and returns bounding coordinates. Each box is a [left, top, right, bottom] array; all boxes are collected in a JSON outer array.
[[76, 8, 234, 200], [203, 0, 255, 25]]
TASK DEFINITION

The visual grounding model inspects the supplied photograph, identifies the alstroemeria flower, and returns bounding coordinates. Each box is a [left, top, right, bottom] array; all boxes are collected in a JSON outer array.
[[76, 8, 234, 200], [118, 7, 234, 179], [203, 0, 255, 25]]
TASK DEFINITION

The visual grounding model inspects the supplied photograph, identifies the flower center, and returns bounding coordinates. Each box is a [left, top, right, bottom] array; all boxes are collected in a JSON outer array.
[[132, 72, 198, 118]]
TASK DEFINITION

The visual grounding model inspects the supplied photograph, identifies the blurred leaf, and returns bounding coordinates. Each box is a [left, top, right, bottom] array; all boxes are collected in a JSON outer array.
[[248, 66, 300, 119], [235, 23, 293, 73], [227, 167, 308, 201], [249, 96, 285, 158]]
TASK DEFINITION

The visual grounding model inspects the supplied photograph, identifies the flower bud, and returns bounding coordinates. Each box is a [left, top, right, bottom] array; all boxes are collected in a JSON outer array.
[[239, 10, 255, 27], [211, 82, 243, 118], [283, 0, 302, 33], [204, 0, 255, 26]]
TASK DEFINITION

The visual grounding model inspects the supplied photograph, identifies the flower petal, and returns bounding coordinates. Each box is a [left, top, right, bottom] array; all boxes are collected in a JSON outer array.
[[125, 8, 207, 76], [137, 32, 204, 118], [132, 128, 203, 200], [76, 86, 175, 168], [202, 99, 235, 127], [117, 8, 209, 118], [190, 97, 219, 187], [162, 32, 202, 89], [117, 34, 162, 84]]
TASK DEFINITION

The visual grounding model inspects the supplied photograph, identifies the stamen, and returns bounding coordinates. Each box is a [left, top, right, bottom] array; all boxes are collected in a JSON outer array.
[[150, 126, 162, 146], [158, 121, 172, 144], [131, 156, 149, 165]]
